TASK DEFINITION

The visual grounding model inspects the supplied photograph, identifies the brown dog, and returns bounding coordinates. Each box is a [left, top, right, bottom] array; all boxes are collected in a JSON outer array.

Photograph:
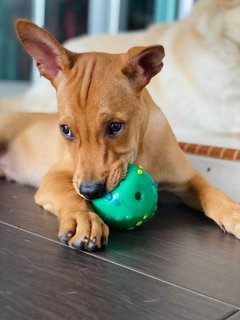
[[1, 20, 240, 251]]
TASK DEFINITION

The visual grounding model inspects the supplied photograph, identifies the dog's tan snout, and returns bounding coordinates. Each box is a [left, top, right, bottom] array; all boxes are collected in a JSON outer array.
[[79, 181, 106, 200]]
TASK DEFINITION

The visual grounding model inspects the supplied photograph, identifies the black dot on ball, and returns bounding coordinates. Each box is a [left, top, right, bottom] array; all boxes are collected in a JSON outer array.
[[135, 192, 142, 201]]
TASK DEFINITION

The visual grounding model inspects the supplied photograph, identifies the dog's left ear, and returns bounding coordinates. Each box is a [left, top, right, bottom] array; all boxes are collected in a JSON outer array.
[[15, 19, 76, 87], [122, 45, 165, 91]]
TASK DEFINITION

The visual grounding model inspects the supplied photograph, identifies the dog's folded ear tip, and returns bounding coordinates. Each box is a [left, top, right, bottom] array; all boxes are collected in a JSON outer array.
[[15, 18, 30, 28], [15, 19, 24, 32], [148, 44, 165, 51], [15, 19, 38, 34], [15, 18, 41, 35], [157, 44, 165, 56], [15, 18, 24, 25], [122, 44, 165, 90], [126, 45, 165, 66], [144, 45, 165, 59]]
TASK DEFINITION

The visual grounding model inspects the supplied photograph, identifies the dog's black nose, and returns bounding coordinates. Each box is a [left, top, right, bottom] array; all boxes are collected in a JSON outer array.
[[79, 181, 106, 200]]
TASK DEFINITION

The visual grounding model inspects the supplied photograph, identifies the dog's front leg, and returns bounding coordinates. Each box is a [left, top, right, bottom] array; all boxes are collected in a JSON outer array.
[[181, 173, 240, 239], [171, 170, 240, 239], [35, 167, 109, 251], [144, 111, 240, 239]]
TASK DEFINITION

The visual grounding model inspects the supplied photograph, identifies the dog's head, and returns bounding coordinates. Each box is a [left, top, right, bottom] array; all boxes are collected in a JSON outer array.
[[16, 20, 164, 200]]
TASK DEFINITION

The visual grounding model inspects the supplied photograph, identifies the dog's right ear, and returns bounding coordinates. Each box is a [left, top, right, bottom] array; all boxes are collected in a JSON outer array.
[[15, 19, 75, 87], [122, 45, 165, 91]]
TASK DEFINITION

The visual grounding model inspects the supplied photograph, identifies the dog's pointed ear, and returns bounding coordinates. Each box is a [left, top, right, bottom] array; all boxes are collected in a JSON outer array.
[[15, 19, 76, 87], [122, 45, 165, 91]]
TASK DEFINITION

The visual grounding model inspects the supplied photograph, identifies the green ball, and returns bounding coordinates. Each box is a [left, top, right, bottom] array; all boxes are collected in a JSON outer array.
[[92, 164, 158, 230]]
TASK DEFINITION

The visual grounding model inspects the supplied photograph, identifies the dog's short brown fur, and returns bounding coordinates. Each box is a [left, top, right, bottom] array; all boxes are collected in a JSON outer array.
[[1, 20, 240, 251]]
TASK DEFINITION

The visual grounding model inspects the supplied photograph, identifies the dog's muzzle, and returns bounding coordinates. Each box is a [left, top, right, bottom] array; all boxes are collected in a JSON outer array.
[[79, 181, 106, 200]]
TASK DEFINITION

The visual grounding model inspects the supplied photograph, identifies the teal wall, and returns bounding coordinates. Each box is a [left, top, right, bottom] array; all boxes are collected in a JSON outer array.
[[0, 0, 32, 80]]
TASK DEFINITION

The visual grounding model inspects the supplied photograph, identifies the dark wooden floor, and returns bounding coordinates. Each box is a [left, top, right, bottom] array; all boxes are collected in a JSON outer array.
[[0, 179, 240, 320]]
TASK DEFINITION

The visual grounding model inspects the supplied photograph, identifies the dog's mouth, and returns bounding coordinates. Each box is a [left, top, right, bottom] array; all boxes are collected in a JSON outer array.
[[73, 160, 129, 201]]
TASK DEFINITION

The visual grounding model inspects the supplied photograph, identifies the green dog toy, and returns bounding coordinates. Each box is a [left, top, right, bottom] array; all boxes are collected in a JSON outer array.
[[92, 164, 158, 230]]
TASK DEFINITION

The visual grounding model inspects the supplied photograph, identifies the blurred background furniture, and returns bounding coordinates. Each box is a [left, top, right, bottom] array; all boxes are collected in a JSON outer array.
[[0, 0, 194, 81]]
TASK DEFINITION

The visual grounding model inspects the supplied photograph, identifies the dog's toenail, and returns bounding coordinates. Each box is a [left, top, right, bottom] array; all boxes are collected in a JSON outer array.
[[92, 237, 97, 243], [59, 232, 73, 244], [85, 242, 99, 252], [59, 236, 68, 245], [83, 236, 89, 243], [71, 241, 85, 250]]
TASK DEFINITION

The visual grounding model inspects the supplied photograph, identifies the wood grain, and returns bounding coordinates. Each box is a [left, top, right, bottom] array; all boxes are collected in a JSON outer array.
[[0, 179, 240, 319], [1, 223, 235, 320], [226, 312, 240, 319]]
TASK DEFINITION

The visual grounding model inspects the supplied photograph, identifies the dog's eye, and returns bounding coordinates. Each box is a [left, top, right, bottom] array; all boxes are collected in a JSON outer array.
[[60, 124, 74, 140], [108, 122, 124, 136]]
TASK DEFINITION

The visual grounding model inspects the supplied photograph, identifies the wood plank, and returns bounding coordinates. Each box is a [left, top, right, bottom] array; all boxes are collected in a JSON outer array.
[[226, 311, 240, 319], [102, 195, 240, 308], [1, 179, 240, 308], [1, 223, 235, 320]]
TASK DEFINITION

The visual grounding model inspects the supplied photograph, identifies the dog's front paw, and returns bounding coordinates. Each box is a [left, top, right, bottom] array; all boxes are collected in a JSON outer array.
[[58, 211, 109, 251], [220, 204, 240, 239]]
